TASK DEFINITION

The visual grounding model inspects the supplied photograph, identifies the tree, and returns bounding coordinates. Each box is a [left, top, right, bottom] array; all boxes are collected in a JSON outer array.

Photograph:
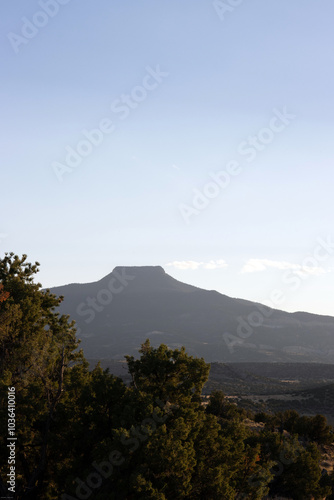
[[280, 443, 331, 499], [0, 253, 86, 498], [125, 339, 210, 406], [308, 414, 333, 444], [112, 341, 273, 499], [206, 390, 248, 422]]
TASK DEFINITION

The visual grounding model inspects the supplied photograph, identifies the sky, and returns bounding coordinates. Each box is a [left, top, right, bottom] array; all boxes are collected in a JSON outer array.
[[1, 0, 334, 316]]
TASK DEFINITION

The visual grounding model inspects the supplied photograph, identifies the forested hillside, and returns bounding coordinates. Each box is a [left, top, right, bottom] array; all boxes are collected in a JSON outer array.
[[1, 254, 334, 499]]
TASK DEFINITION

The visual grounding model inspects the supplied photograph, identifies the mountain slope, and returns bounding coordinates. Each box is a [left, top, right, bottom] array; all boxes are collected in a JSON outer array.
[[49, 266, 334, 363]]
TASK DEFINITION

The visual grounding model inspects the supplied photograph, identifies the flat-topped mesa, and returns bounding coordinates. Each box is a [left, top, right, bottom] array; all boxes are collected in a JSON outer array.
[[102, 265, 196, 293], [48, 265, 334, 363], [112, 265, 166, 276], [111, 266, 167, 290]]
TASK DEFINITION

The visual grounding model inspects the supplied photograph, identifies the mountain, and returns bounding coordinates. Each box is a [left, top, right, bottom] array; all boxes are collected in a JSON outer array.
[[49, 266, 334, 363]]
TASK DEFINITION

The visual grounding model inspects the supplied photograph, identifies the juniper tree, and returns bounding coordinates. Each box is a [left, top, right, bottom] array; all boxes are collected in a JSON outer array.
[[0, 253, 86, 499]]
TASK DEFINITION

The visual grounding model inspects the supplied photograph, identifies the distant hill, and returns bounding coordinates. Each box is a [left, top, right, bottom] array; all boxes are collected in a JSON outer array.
[[206, 362, 334, 395], [49, 266, 334, 363], [86, 358, 334, 395]]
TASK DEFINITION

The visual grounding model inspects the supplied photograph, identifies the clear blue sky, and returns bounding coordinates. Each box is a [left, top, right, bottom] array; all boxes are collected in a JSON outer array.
[[1, 0, 334, 315]]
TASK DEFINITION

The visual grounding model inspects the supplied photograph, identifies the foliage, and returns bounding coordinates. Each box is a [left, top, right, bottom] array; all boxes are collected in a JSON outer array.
[[206, 390, 250, 422], [125, 339, 210, 406], [255, 408, 334, 445], [0, 253, 85, 498], [0, 254, 332, 499]]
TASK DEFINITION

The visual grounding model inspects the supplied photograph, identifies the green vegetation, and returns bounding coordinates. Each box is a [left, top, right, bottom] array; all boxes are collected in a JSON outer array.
[[0, 254, 334, 499]]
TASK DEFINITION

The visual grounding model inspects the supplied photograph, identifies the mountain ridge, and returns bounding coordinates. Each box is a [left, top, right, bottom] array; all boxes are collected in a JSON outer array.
[[48, 266, 334, 363]]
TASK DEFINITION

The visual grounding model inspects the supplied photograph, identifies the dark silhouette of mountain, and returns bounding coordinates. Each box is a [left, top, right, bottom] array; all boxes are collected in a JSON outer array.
[[49, 266, 334, 363]]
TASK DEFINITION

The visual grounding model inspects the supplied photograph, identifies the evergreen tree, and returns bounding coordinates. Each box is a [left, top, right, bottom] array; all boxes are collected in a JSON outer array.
[[125, 339, 210, 406], [0, 253, 86, 498]]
